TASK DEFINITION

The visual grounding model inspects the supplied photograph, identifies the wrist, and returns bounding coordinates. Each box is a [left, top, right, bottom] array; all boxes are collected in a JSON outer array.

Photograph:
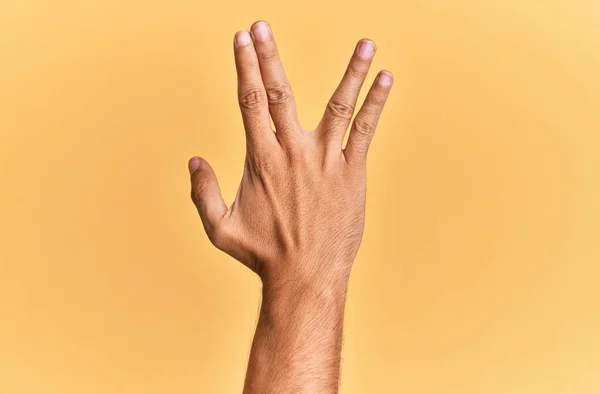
[[259, 254, 352, 291], [260, 273, 349, 323], [246, 262, 350, 394]]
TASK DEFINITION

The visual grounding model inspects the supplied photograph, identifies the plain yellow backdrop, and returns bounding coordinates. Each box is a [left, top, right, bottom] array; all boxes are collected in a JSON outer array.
[[1, 0, 599, 393]]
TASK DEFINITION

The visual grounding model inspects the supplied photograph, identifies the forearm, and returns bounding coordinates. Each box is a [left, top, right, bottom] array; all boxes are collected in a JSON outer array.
[[243, 275, 349, 394]]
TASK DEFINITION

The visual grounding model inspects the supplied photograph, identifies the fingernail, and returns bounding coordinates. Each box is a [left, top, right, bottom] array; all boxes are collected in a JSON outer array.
[[236, 30, 252, 46], [253, 22, 270, 41], [378, 71, 393, 87], [188, 156, 202, 175], [358, 40, 375, 59]]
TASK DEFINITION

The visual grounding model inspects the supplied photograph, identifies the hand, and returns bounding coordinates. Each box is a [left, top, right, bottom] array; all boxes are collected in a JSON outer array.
[[188, 20, 393, 393], [188, 20, 393, 290]]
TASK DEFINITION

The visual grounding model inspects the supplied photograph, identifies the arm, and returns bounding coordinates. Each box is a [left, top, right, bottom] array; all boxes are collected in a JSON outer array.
[[244, 277, 348, 393], [188, 20, 393, 393]]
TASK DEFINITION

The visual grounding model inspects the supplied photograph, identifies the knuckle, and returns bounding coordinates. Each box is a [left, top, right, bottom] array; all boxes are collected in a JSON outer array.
[[365, 93, 386, 107], [239, 87, 267, 111], [348, 64, 368, 79], [327, 99, 355, 121], [265, 85, 289, 105], [252, 151, 277, 174], [191, 181, 209, 205], [353, 117, 374, 136], [284, 144, 304, 166], [257, 50, 278, 62]]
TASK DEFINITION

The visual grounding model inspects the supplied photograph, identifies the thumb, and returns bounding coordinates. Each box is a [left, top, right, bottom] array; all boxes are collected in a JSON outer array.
[[188, 156, 228, 242]]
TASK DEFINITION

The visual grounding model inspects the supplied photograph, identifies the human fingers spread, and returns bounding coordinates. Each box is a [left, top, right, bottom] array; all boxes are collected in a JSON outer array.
[[318, 39, 376, 147], [344, 70, 393, 166], [234, 30, 276, 149], [250, 21, 299, 138]]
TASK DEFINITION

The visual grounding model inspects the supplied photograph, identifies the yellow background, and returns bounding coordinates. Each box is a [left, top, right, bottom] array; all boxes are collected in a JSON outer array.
[[1, 0, 599, 393]]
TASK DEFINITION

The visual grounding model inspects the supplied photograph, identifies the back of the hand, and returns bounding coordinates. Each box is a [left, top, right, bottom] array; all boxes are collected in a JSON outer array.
[[189, 21, 393, 287]]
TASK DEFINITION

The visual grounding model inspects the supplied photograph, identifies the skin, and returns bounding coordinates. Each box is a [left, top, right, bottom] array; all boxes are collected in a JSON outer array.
[[188, 20, 393, 394]]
